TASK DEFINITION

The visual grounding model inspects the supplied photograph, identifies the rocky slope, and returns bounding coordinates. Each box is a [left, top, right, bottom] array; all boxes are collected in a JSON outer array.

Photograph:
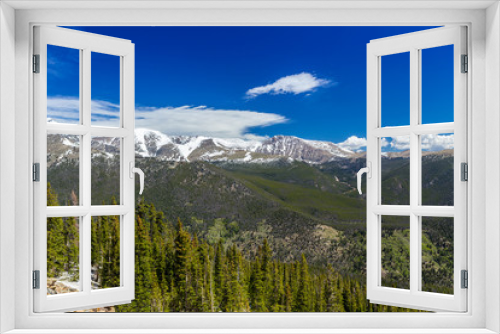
[[48, 129, 356, 165]]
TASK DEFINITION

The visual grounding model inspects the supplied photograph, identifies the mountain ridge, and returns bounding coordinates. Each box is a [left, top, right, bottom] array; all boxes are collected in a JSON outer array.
[[133, 128, 355, 164]]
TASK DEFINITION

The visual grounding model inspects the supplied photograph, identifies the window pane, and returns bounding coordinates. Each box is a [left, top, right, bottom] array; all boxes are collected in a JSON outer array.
[[47, 45, 80, 124], [91, 52, 120, 127], [421, 217, 454, 294], [47, 134, 80, 206], [421, 133, 454, 206], [91, 137, 120, 205], [381, 52, 410, 127], [91, 216, 121, 290], [421, 45, 454, 124], [47, 217, 80, 295], [381, 136, 410, 205], [381, 215, 410, 290]]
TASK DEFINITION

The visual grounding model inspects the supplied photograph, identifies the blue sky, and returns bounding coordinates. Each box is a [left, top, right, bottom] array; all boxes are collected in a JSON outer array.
[[47, 26, 454, 151]]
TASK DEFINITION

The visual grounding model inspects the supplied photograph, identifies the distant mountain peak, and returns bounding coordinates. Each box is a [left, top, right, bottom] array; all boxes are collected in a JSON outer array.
[[133, 129, 355, 164]]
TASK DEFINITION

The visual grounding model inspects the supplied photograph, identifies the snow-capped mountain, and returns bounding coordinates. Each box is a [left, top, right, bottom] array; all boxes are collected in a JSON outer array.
[[48, 129, 356, 165], [133, 129, 354, 163]]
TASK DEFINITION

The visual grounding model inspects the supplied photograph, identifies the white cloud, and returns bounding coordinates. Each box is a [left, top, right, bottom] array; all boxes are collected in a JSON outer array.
[[135, 106, 287, 138], [380, 134, 454, 152], [47, 97, 287, 138], [389, 136, 411, 151], [246, 72, 331, 98], [337, 136, 367, 152], [421, 134, 454, 151]]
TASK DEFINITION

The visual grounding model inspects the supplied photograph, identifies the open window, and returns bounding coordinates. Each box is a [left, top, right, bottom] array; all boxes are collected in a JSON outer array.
[[33, 26, 139, 312], [363, 26, 467, 312]]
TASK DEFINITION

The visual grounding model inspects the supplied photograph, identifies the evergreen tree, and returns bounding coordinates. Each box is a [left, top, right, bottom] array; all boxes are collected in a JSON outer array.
[[47, 185, 426, 314], [46, 183, 66, 279], [214, 239, 224, 311], [173, 219, 191, 311], [295, 254, 311, 312]]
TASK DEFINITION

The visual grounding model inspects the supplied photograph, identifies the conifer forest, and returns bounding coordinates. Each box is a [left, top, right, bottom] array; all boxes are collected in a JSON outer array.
[[47, 158, 453, 314]]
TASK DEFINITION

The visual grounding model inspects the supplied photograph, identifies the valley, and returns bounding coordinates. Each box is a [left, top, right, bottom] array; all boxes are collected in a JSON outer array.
[[46, 130, 455, 311]]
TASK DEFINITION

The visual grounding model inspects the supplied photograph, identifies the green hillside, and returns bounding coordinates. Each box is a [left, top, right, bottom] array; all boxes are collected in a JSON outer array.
[[47, 153, 455, 299]]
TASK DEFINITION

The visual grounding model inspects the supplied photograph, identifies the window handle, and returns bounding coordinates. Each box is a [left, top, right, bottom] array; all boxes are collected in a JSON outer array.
[[357, 162, 371, 195], [129, 162, 145, 195]]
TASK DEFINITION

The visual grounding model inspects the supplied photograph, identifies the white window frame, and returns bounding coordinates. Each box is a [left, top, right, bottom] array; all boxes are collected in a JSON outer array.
[[1, 2, 498, 333], [366, 26, 467, 312], [32, 26, 136, 313]]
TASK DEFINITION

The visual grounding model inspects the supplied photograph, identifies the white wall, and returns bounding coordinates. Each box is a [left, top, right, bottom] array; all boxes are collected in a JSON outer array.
[[0, 2, 16, 333], [486, 2, 500, 333]]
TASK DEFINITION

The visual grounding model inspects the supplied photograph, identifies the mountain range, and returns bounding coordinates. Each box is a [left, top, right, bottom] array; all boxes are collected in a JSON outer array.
[[47, 127, 453, 276], [49, 128, 452, 167], [133, 128, 357, 163], [50, 128, 362, 166]]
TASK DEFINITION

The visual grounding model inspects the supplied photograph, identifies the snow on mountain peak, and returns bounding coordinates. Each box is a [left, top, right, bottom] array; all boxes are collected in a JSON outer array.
[[134, 130, 356, 163], [50, 129, 357, 164]]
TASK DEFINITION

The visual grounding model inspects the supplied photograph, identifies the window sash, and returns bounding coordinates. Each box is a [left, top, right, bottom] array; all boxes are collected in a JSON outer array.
[[366, 26, 468, 312], [33, 25, 136, 313]]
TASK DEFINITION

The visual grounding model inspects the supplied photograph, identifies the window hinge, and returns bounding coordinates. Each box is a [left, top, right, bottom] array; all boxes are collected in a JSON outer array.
[[33, 163, 40, 182], [33, 270, 40, 289], [461, 270, 468, 289], [461, 162, 468, 181], [461, 54, 468, 73], [33, 54, 40, 73]]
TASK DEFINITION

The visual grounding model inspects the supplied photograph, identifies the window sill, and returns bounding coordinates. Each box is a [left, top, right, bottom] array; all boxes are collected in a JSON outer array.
[[4, 329, 497, 334]]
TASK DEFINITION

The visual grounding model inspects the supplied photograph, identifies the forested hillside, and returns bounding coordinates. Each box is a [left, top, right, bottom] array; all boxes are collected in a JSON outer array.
[[48, 183, 425, 312], [46, 136, 454, 312]]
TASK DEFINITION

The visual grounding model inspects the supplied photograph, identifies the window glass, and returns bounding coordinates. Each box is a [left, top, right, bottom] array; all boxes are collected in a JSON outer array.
[[47, 45, 80, 124], [91, 216, 121, 290], [91, 137, 121, 205], [381, 216, 410, 290], [381, 136, 410, 205], [91, 52, 121, 127], [381, 52, 410, 127], [421, 45, 454, 124], [47, 217, 80, 295], [47, 134, 80, 206], [421, 217, 453, 294], [421, 133, 454, 206]]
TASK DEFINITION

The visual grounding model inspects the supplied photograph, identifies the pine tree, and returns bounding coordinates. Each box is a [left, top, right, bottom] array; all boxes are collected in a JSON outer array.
[[336, 274, 345, 312], [64, 215, 79, 281], [249, 256, 267, 312], [285, 282, 292, 312], [46, 183, 66, 279], [295, 254, 311, 312], [110, 214, 120, 287], [134, 209, 152, 312], [173, 219, 191, 312], [270, 261, 285, 312], [260, 238, 273, 309], [214, 239, 224, 311]]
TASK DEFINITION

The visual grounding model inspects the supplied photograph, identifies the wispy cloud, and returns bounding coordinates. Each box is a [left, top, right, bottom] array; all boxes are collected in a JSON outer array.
[[47, 97, 287, 139], [47, 97, 80, 123], [47, 97, 120, 126], [135, 105, 287, 138], [246, 72, 331, 98]]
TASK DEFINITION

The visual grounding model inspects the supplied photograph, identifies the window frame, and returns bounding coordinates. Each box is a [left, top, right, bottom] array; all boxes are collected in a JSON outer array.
[[3, 3, 495, 333]]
